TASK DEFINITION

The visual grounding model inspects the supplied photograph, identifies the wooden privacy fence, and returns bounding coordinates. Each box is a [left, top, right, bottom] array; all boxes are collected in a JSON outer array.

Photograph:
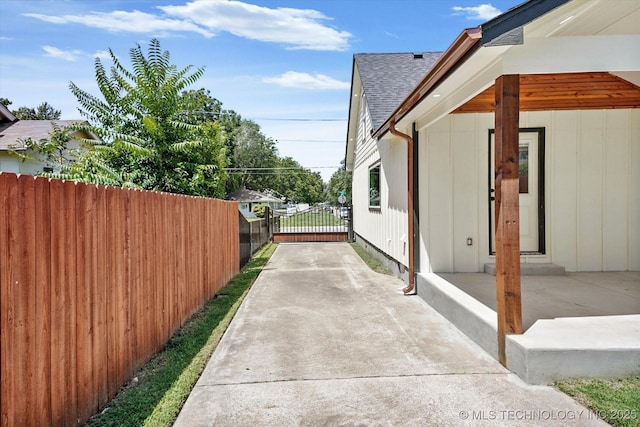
[[0, 173, 239, 427]]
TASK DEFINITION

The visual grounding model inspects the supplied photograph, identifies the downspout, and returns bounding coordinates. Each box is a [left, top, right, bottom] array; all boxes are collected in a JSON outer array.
[[389, 117, 415, 295]]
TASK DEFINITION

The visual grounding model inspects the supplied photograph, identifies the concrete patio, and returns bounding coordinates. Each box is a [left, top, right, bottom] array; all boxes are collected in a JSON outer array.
[[417, 271, 640, 384]]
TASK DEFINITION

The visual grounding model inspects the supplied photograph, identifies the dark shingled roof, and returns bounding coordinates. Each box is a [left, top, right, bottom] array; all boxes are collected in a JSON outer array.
[[354, 52, 442, 131], [0, 120, 86, 151]]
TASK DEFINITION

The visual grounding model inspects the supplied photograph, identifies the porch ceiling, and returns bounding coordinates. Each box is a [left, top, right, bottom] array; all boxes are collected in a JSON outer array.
[[453, 71, 640, 113]]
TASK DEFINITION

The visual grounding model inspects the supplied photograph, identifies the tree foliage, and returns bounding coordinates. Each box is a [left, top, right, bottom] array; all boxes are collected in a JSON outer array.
[[272, 156, 324, 204], [223, 120, 326, 203], [5, 40, 331, 203], [325, 159, 352, 204], [58, 38, 228, 197], [0, 98, 62, 120], [226, 119, 279, 192]]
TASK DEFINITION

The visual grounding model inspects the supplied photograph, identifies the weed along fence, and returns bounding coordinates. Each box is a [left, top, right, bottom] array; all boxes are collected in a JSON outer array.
[[0, 172, 239, 427]]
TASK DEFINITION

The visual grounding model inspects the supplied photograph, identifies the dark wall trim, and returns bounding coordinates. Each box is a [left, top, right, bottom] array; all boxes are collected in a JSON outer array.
[[481, 0, 571, 46], [412, 123, 420, 273]]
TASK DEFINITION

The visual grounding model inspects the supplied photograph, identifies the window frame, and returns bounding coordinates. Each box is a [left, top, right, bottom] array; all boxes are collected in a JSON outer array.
[[368, 162, 381, 209]]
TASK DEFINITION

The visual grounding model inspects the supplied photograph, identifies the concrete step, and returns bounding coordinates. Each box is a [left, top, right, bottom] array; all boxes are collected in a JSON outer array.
[[484, 263, 565, 276], [417, 273, 640, 384], [508, 315, 640, 384]]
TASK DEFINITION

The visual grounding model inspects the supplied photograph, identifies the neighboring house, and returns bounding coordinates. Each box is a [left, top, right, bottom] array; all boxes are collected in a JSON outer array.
[[346, 0, 639, 380], [226, 188, 284, 218], [0, 103, 99, 175]]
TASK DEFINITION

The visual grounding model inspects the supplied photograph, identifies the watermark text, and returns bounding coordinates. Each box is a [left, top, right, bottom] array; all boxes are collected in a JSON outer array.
[[458, 409, 638, 422]]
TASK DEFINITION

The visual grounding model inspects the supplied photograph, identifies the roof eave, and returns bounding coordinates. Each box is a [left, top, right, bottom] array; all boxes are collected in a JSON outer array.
[[0, 103, 17, 122], [372, 28, 482, 140], [372, 0, 577, 140], [345, 57, 361, 172], [481, 0, 571, 45]]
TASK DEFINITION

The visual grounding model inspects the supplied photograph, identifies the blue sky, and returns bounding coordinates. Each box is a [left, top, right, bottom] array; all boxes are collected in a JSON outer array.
[[0, 0, 522, 182]]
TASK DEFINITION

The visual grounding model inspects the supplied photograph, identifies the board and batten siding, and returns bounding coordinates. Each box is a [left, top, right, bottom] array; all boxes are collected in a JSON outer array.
[[352, 93, 409, 266], [418, 109, 640, 273]]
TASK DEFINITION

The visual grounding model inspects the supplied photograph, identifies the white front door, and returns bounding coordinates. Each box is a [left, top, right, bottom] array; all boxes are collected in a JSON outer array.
[[490, 130, 542, 253]]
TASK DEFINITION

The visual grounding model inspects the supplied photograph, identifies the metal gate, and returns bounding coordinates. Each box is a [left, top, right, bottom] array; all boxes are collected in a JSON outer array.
[[272, 205, 352, 243]]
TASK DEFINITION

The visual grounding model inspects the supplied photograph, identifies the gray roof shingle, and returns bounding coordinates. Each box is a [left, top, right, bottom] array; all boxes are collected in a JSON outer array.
[[0, 120, 85, 150], [354, 52, 442, 131]]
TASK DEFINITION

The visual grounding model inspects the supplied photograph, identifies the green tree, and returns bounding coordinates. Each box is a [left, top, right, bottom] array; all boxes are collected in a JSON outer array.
[[222, 118, 326, 203], [227, 119, 279, 192], [325, 159, 352, 204], [182, 88, 241, 172], [61, 38, 227, 197], [272, 156, 324, 203], [2, 100, 62, 120]]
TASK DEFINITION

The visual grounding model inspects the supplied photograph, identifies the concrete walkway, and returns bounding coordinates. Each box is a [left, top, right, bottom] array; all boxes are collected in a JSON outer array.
[[175, 243, 607, 426]]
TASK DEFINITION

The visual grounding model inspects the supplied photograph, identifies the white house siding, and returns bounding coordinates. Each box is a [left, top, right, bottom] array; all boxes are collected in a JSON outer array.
[[0, 154, 21, 173], [0, 154, 48, 175], [352, 97, 408, 267], [418, 109, 639, 273]]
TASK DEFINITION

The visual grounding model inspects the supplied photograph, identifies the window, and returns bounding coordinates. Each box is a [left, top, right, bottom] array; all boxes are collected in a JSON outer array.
[[518, 143, 529, 193], [369, 163, 380, 208]]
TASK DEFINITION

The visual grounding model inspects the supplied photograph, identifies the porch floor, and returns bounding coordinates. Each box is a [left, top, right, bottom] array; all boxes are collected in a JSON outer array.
[[438, 271, 640, 331], [417, 271, 640, 383]]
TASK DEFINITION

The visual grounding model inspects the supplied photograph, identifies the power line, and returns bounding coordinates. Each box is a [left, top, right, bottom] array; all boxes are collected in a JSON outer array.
[[276, 139, 344, 143], [224, 166, 339, 171], [224, 166, 342, 176], [251, 118, 346, 122]]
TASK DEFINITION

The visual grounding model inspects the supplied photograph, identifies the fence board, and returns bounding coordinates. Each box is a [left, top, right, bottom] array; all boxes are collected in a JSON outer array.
[[13, 176, 37, 426], [95, 185, 108, 408], [49, 179, 79, 425], [64, 180, 80, 423], [0, 174, 16, 426], [141, 191, 152, 362], [105, 187, 126, 398], [76, 182, 96, 421], [34, 177, 53, 426], [136, 192, 144, 361]]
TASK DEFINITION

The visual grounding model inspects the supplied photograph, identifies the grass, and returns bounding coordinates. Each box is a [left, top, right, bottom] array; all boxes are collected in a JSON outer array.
[[555, 376, 640, 427], [280, 210, 346, 227], [85, 242, 277, 427], [350, 242, 393, 276]]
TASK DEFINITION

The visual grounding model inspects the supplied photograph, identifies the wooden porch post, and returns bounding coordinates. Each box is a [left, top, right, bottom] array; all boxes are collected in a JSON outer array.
[[494, 74, 523, 367]]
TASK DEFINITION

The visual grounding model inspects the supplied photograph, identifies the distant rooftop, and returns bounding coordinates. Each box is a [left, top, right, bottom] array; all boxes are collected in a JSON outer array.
[[0, 120, 86, 151], [226, 188, 283, 203]]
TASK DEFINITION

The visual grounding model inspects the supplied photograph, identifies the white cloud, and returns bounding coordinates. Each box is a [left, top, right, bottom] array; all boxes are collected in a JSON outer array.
[[93, 50, 111, 60], [263, 72, 350, 90], [160, 0, 351, 51], [24, 0, 351, 51], [0, 36, 13, 41], [24, 10, 214, 38], [41, 45, 85, 61], [452, 4, 502, 20]]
